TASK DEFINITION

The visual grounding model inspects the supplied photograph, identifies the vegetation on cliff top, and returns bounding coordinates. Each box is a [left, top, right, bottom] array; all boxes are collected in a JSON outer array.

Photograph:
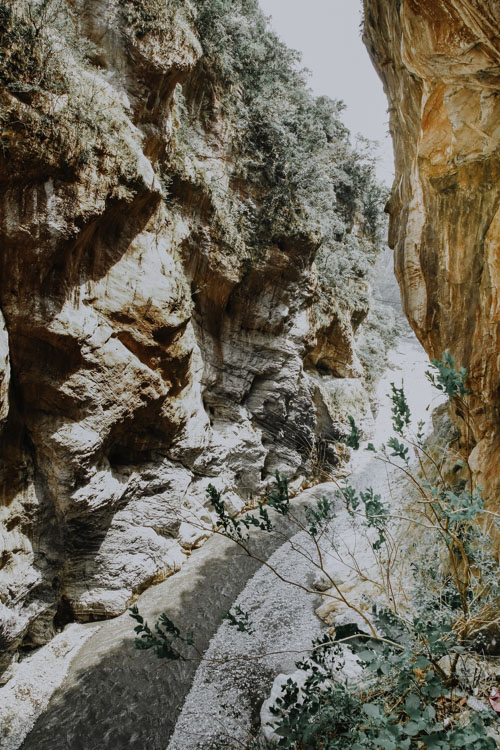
[[175, 0, 387, 251], [172, 0, 396, 375], [0, 0, 397, 382], [0, 0, 389, 309]]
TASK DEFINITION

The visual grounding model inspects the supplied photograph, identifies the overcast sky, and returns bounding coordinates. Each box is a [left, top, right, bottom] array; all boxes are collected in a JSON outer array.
[[258, 0, 394, 185]]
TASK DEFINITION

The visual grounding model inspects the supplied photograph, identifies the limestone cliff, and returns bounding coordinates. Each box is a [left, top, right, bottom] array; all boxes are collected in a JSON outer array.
[[0, 0, 387, 672], [363, 0, 500, 501]]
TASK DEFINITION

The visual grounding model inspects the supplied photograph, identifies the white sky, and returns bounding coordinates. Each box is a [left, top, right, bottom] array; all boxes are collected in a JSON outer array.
[[258, 0, 394, 185]]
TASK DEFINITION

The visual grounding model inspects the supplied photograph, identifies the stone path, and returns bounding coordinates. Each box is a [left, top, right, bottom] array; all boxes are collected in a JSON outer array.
[[10, 491, 330, 750], [167, 492, 331, 750], [166, 444, 397, 749]]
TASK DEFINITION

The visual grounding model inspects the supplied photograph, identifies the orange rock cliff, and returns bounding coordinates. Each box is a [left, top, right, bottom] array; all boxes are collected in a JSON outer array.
[[364, 0, 500, 502]]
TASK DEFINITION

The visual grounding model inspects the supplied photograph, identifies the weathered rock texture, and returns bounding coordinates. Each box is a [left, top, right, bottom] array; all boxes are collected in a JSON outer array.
[[0, 0, 385, 672], [364, 0, 500, 501]]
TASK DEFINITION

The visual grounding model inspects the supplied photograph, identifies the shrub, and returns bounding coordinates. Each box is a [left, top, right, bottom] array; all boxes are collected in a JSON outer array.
[[117, 0, 185, 38], [0, 0, 67, 96], [0, 0, 139, 181]]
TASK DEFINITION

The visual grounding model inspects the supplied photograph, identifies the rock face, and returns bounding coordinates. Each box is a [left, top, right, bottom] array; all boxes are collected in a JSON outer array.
[[363, 0, 500, 501], [0, 0, 386, 672]]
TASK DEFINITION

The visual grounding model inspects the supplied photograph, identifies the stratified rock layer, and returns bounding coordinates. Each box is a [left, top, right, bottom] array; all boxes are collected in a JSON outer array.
[[364, 0, 500, 500], [0, 0, 382, 671]]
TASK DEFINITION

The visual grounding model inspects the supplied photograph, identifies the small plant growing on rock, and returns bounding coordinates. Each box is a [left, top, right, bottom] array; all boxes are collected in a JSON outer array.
[[426, 351, 470, 399], [129, 604, 194, 660]]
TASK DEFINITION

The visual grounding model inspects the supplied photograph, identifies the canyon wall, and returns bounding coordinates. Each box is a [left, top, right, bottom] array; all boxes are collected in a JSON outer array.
[[363, 0, 500, 501], [0, 0, 387, 673]]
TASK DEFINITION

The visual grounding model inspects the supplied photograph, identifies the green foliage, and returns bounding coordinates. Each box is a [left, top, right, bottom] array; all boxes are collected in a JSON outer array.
[[117, 0, 184, 38], [207, 483, 273, 540], [416, 419, 427, 449], [207, 471, 293, 541], [305, 495, 336, 537], [426, 352, 471, 399], [389, 382, 411, 435], [129, 605, 193, 660], [359, 487, 389, 549], [266, 472, 290, 516], [263, 365, 497, 747], [433, 487, 485, 524], [337, 481, 389, 549], [223, 605, 254, 635], [341, 415, 362, 450], [269, 666, 364, 748], [341, 480, 361, 514], [268, 615, 496, 749], [386, 435, 410, 464], [169, 0, 387, 300]]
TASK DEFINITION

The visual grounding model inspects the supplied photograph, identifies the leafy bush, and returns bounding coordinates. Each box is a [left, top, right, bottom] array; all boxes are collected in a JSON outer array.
[[0, 0, 66, 95], [117, 0, 184, 38], [426, 351, 471, 399], [129, 604, 194, 660], [269, 641, 364, 749]]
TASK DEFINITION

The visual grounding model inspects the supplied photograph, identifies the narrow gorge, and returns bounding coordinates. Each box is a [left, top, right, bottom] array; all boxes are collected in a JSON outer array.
[[0, 1, 499, 748]]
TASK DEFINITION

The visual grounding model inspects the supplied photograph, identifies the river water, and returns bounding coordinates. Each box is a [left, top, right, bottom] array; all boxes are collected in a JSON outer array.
[[0, 336, 440, 750]]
